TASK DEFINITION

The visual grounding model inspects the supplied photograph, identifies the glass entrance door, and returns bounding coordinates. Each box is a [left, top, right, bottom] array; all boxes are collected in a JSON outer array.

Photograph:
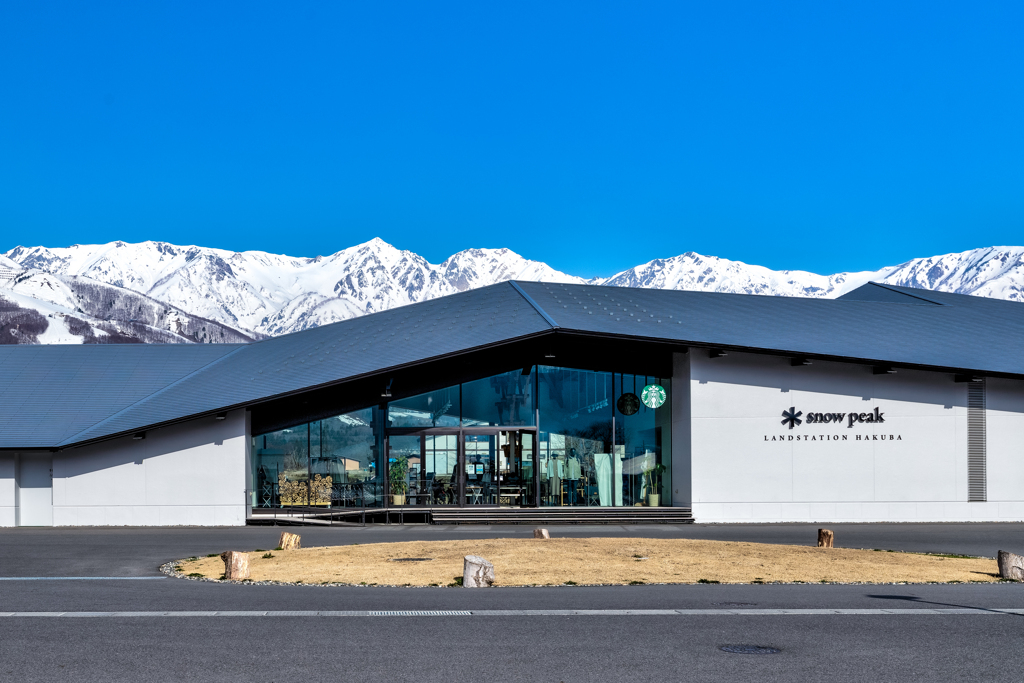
[[463, 431, 536, 506]]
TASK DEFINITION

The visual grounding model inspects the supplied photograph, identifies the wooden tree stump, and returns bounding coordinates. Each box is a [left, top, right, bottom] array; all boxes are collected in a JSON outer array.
[[278, 531, 301, 550], [463, 555, 495, 588], [220, 551, 250, 580], [817, 529, 834, 548], [534, 528, 550, 539], [998, 550, 1024, 581]]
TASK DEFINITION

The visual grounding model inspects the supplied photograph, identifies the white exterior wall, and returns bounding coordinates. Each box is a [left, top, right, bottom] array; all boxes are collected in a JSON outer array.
[[685, 349, 1024, 523], [0, 452, 15, 526], [44, 409, 248, 527], [986, 378, 1024, 519]]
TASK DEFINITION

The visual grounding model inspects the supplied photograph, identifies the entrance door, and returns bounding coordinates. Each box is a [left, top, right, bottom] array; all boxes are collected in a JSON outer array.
[[18, 455, 53, 526], [463, 431, 535, 507]]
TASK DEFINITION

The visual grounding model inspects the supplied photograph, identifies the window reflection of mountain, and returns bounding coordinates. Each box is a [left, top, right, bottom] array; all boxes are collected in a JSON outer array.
[[491, 373, 531, 425]]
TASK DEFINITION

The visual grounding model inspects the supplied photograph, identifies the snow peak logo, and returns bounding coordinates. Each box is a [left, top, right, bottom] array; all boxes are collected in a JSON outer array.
[[766, 406, 901, 442], [802, 407, 885, 428]]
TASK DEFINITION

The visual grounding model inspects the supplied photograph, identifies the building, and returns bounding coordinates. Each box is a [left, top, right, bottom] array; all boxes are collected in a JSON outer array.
[[1, 280, 1022, 526]]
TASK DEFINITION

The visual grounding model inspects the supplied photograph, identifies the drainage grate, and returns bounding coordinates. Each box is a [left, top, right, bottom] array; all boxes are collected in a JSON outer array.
[[368, 611, 472, 617], [388, 558, 434, 562], [720, 645, 781, 655]]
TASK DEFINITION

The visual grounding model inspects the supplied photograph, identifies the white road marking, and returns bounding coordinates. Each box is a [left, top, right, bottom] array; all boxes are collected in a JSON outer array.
[[0, 608, 1021, 617]]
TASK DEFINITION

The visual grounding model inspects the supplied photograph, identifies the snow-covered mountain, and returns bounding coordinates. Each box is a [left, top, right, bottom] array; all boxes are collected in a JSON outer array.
[[3, 239, 1023, 345]]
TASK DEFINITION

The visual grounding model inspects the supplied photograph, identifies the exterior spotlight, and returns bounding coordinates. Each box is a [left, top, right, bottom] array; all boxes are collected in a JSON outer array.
[[133, 432, 146, 440], [709, 349, 727, 358], [382, 378, 393, 398], [791, 358, 812, 366], [544, 352, 556, 359], [215, 412, 227, 420], [873, 366, 897, 375]]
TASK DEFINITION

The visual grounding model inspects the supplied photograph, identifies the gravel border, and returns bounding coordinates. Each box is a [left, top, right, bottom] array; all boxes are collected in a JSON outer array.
[[160, 558, 1014, 589]]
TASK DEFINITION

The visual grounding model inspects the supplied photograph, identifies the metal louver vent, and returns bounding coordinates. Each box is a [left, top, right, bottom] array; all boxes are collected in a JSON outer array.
[[967, 379, 987, 502]]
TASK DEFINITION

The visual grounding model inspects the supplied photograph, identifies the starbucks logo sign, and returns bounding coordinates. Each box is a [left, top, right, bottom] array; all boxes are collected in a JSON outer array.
[[641, 384, 666, 409]]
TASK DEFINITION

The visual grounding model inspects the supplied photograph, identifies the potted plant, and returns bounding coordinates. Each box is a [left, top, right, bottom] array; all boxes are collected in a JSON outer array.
[[643, 463, 666, 507], [389, 456, 409, 506]]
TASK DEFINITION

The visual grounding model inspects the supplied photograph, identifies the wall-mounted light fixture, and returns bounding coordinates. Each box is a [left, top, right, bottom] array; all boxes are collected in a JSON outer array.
[[872, 366, 897, 375], [132, 432, 146, 440], [382, 378, 394, 398], [215, 412, 227, 420], [791, 358, 812, 366], [709, 349, 728, 358]]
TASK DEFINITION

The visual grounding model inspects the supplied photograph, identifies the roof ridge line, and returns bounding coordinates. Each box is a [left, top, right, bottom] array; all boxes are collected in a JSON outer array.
[[56, 344, 250, 447], [508, 281, 559, 329], [864, 281, 946, 306]]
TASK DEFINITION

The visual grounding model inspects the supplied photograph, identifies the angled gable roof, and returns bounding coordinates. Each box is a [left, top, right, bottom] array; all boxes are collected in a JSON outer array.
[[56, 282, 550, 446]]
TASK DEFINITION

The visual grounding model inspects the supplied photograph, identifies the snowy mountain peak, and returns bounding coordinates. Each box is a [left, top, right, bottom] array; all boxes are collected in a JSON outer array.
[[4, 240, 1023, 344]]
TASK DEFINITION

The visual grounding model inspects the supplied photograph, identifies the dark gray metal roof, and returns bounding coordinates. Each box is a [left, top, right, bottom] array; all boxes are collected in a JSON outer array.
[[0, 344, 243, 448], [516, 280, 1024, 375], [1, 280, 1021, 449]]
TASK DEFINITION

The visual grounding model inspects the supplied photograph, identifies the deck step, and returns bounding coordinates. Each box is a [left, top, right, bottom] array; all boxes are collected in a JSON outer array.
[[248, 506, 694, 526]]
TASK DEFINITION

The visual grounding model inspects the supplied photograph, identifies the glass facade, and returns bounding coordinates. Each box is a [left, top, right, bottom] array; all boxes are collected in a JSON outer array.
[[251, 365, 669, 509], [253, 407, 385, 509]]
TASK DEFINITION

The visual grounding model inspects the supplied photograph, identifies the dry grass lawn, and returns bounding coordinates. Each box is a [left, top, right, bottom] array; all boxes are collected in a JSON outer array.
[[175, 538, 999, 586]]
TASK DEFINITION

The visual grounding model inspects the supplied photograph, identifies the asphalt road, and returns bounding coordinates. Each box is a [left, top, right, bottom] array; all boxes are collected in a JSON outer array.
[[1, 524, 1022, 682]]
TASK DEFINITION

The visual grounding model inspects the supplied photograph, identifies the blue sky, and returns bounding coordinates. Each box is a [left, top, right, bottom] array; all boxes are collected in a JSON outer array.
[[1, 1, 1021, 278]]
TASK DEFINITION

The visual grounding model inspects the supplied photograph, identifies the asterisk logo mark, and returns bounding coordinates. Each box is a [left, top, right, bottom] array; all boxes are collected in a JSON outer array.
[[781, 407, 803, 429]]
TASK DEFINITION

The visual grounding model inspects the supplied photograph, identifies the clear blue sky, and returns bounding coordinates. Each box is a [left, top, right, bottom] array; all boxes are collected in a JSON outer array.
[[1, 1, 1021, 278]]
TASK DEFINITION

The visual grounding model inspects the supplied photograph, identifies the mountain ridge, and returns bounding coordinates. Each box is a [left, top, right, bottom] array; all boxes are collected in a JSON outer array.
[[3, 239, 1023, 344]]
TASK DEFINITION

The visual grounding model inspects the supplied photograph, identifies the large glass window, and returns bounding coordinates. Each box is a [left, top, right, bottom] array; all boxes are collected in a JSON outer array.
[[388, 387, 460, 428], [462, 368, 536, 426], [253, 407, 384, 509], [251, 365, 670, 511], [615, 374, 671, 507], [537, 367, 613, 507]]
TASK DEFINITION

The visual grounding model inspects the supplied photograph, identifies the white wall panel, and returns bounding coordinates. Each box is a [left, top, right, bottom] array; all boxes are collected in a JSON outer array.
[[688, 350, 1024, 522], [0, 452, 15, 527], [51, 410, 247, 526], [987, 378, 1024, 503]]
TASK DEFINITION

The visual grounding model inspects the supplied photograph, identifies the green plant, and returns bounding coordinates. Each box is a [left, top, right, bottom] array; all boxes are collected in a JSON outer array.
[[448, 576, 464, 587], [642, 463, 667, 495], [697, 578, 719, 584], [206, 553, 219, 558], [274, 546, 283, 551], [628, 580, 645, 585], [188, 573, 204, 578], [262, 552, 274, 559], [564, 580, 577, 585], [389, 456, 409, 496]]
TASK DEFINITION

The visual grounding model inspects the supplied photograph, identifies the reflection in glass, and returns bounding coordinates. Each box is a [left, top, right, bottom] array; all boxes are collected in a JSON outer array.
[[616, 374, 671, 507], [388, 387, 459, 428], [253, 407, 383, 509], [537, 367, 613, 507], [462, 369, 536, 426]]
